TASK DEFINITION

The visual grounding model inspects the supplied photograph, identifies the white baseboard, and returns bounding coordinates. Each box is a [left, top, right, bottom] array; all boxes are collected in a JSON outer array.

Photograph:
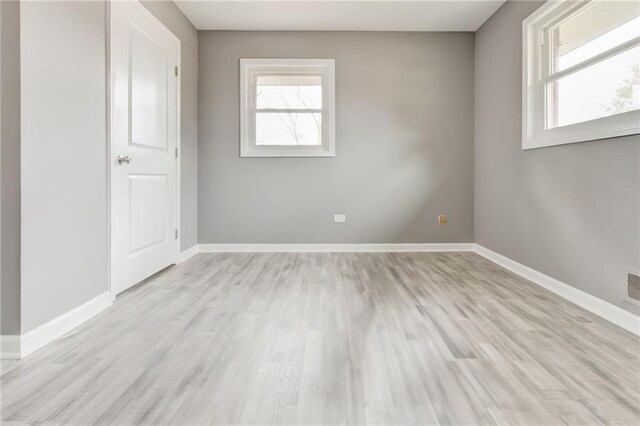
[[178, 244, 199, 263], [4, 244, 635, 359], [0, 335, 22, 360], [198, 243, 476, 253], [1, 292, 113, 360], [473, 244, 640, 336]]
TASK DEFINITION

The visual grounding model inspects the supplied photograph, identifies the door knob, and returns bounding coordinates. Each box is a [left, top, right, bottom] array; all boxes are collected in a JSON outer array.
[[117, 154, 132, 165]]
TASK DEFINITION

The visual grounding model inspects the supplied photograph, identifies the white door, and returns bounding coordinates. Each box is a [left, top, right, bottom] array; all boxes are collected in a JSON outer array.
[[111, 1, 180, 295]]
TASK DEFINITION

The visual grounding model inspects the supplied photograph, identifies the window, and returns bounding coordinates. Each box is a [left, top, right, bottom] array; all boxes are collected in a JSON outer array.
[[240, 59, 336, 157], [523, 0, 640, 149]]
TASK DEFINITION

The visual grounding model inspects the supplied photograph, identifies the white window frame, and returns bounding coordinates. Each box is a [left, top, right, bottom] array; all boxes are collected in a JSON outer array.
[[240, 58, 336, 157], [522, 0, 640, 150]]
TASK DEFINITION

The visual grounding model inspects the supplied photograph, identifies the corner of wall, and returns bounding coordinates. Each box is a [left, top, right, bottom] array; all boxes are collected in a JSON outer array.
[[1, 0, 22, 336]]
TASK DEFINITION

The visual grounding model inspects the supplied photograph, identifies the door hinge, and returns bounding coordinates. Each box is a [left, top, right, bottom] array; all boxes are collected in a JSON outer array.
[[175, 229, 178, 239], [175, 148, 178, 158], [175, 66, 179, 77]]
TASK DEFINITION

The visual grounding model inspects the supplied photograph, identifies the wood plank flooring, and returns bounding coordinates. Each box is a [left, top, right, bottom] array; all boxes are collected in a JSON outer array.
[[1, 252, 639, 425]]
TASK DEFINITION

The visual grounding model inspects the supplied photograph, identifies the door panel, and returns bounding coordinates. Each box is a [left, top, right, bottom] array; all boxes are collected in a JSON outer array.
[[129, 174, 168, 253], [131, 26, 168, 151], [111, 1, 179, 295]]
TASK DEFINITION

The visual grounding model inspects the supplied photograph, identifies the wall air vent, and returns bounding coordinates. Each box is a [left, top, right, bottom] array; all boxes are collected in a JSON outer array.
[[626, 270, 640, 302]]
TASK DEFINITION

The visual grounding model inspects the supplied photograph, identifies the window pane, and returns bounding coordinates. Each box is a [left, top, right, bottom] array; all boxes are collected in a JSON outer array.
[[256, 75, 322, 109], [551, 0, 640, 73], [546, 45, 640, 129], [256, 113, 322, 146]]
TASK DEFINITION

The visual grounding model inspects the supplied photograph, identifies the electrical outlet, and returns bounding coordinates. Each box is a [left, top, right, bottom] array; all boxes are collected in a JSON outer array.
[[438, 215, 447, 226], [334, 214, 346, 223]]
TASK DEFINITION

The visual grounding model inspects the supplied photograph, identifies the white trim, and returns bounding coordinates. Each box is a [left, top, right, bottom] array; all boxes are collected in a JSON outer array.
[[473, 244, 640, 336], [106, 0, 113, 304], [197, 243, 639, 335], [178, 244, 199, 263], [0, 336, 22, 360], [1, 292, 113, 360], [524, 110, 640, 149], [240, 58, 336, 157], [522, 0, 640, 150], [108, 0, 182, 297], [199, 243, 475, 253], [4, 244, 637, 359]]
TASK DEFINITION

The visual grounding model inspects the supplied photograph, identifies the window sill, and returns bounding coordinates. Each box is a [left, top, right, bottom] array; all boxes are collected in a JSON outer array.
[[240, 145, 336, 158], [523, 110, 640, 150]]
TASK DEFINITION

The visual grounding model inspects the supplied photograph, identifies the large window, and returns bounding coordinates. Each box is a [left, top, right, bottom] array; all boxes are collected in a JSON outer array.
[[240, 59, 335, 157], [523, 0, 640, 149]]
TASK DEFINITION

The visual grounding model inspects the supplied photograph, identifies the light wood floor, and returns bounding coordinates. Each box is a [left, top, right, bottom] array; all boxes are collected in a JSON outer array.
[[2, 252, 639, 425]]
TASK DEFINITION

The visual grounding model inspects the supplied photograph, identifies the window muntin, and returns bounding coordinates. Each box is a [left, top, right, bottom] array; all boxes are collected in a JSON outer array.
[[240, 59, 335, 157], [254, 75, 322, 146], [546, 45, 640, 129], [523, 0, 640, 149]]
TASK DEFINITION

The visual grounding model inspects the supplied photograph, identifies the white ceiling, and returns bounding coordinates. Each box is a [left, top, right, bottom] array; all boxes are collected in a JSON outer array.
[[174, 0, 507, 32]]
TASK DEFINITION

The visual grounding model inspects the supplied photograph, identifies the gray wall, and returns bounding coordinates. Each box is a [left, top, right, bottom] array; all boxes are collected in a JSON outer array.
[[2, 0, 197, 335], [1, 0, 21, 335], [474, 1, 640, 312], [198, 31, 475, 244], [142, 0, 198, 252], [20, 0, 109, 332]]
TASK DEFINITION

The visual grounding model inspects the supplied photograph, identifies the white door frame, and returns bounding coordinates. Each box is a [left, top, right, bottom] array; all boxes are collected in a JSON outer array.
[[107, 0, 181, 298]]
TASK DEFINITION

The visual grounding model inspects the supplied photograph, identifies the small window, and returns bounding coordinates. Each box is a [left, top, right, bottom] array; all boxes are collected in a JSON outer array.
[[523, 0, 640, 149], [240, 59, 335, 157]]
